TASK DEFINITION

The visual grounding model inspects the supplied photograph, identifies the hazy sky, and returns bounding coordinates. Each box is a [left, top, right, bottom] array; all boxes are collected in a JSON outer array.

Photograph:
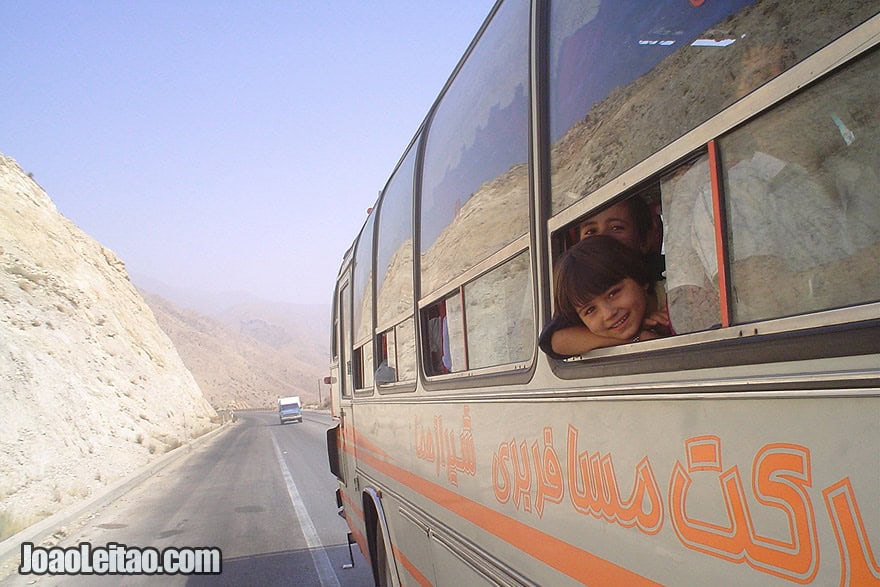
[[1, 1, 495, 306]]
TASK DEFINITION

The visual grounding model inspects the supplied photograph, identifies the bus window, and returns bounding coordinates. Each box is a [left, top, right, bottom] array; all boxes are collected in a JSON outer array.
[[330, 289, 339, 361], [419, 0, 530, 297], [376, 318, 417, 386], [547, 0, 879, 217], [353, 342, 374, 392], [339, 281, 352, 398], [464, 251, 533, 369], [424, 252, 533, 375], [660, 153, 722, 334], [376, 139, 417, 388], [543, 190, 668, 360], [718, 48, 880, 322], [423, 291, 465, 375], [352, 213, 375, 348]]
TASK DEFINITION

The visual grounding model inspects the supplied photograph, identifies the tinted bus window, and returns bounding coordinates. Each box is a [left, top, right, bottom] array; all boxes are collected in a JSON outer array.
[[375, 142, 418, 386], [547, 0, 879, 216], [719, 48, 880, 322], [420, 0, 530, 296], [464, 251, 533, 369], [376, 145, 416, 328], [352, 213, 375, 345]]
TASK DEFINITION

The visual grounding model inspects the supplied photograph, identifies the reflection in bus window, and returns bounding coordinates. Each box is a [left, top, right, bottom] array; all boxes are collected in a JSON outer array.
[[666, 49, 880, 324], [465, 251, 533, 369], [720, 48, 880, 322], [352, 213, 375, 345], [660, 153, 721, 333], [375, 141, 418, 387], [340, 282, 352, 397], [376, 144, 416, 328], [420, 0, 530, 296], [547, 0, 879, 216]]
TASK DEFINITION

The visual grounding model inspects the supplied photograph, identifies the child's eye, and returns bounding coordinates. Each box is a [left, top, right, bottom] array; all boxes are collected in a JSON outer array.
[[583, 306, 595, 315], [608, 287, 621, 298]]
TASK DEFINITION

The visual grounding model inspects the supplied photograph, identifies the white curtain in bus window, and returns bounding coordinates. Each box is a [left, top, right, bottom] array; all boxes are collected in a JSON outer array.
[[660, 153, 722, 334], [719, 48, 880, 323], [419, 0, 530, 296], [464, 252, 534, 369], [352, 213, 375, 345], [547, 0, 880, 216]]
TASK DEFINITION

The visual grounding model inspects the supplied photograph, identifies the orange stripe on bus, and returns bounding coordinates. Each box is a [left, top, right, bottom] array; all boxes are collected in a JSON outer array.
[[340, 488, 364, 520], [355, 440, 662, 586], [355, 428, 392, 458], [393, 544, 433, 587]]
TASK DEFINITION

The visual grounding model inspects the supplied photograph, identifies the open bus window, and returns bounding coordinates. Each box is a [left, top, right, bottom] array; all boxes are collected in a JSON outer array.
[[423, 292, 465, 375], [376, 318, 416, 386], [544, 189, 671, 359], [375, 331, 396, 385], [353, 342, 373, 392], [423, 251, 534, 376]]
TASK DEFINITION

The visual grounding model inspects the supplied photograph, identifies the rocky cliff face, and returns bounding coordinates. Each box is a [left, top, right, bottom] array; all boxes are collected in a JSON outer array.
[[0, 154, 217, 540]]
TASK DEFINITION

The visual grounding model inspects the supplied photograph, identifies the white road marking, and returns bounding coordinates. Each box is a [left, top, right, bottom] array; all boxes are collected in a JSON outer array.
[[272, 434, 341, 587]]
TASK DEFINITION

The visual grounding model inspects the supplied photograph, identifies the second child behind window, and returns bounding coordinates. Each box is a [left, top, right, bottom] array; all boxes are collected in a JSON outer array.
[[552, 236, 671, 351]]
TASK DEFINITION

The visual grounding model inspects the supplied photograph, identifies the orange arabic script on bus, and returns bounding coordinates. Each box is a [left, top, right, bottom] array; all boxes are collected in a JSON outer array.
[[669, 436, 819, 583], [492, 425, 663, 529], [489, 428, 878, 585], [414, 407, 476, 486]]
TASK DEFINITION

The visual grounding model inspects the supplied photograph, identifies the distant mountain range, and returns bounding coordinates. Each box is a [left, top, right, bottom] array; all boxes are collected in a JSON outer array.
[[139, 287, 331, 410]]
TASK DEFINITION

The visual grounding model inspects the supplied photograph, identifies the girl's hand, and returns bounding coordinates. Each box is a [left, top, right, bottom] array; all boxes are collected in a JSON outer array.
[[641, 309, 672, 337]]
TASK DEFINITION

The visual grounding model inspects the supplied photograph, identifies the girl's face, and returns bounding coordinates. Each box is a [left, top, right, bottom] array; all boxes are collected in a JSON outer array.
[[575, 278, 648, 341], [577, 201, 644, 252]]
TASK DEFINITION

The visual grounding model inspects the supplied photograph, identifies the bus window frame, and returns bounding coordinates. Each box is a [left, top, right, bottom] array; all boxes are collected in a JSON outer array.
[[542, 32, 880, 377], [418, 238, 538, 390]]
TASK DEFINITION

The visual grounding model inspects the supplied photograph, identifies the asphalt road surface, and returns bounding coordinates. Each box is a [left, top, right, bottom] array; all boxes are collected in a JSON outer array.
[[1, 411, 374, 587]]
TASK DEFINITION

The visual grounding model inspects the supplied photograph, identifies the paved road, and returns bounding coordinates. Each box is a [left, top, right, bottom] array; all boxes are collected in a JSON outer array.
[[1, 411, 374, 587]]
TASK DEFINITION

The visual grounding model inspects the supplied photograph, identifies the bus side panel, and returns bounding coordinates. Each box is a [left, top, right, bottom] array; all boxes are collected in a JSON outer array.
[[347, 391, 878, 586]]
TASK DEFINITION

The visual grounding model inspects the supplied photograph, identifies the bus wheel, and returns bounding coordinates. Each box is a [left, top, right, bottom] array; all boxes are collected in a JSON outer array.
[[375, 529, 394, 587]]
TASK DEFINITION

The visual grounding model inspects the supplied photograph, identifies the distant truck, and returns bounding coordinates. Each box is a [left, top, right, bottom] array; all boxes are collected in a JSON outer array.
[[278, 396, 303, 424]]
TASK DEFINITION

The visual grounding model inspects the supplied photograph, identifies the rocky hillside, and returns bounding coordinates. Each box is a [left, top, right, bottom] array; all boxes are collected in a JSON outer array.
[[0, 154, 218, 541], [141, 292, 330, 410]]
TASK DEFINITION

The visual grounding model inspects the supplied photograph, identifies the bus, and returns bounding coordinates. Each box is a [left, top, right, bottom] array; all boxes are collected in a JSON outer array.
[[325, 1, 880, 585]]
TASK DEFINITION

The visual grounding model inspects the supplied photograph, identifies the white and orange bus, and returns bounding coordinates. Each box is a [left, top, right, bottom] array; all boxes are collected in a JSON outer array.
[[325, 1, 879, 585]]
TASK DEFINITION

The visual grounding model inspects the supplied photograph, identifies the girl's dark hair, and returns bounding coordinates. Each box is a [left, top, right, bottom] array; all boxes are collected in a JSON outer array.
[[554, 235, 652, 324]]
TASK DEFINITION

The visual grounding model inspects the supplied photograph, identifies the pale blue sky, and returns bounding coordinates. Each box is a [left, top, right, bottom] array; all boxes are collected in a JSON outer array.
[[1, 1, 495, 306]]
